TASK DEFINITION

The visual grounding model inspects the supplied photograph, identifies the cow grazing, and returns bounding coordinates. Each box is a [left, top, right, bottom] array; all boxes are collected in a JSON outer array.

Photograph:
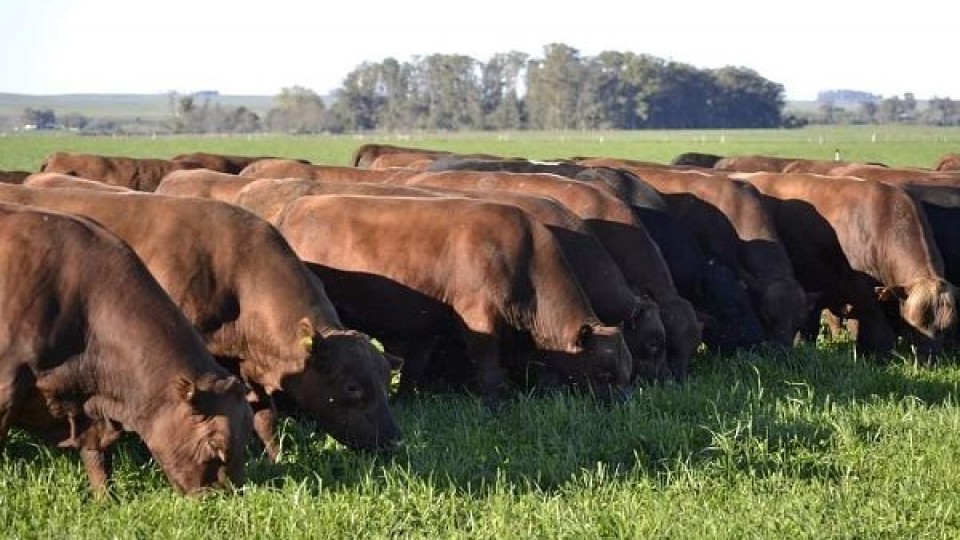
[[171, 152, 309, 174], [274, 194, 635, 399], [0, 185, 400, 459], [603, 166, 809, 348], [740, 172, 956, 358], [425, 156, 758, 352], [386, 170, 701, 380], [235, 178, 668, 383], [0, 202, 252, 495], [39, 152, 204, 191], [155, 169, 258, 202], [571, 165, 767, 352]]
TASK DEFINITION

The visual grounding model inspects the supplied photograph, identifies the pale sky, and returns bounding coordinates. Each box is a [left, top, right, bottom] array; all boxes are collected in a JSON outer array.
[[1, 0, 957, 101]]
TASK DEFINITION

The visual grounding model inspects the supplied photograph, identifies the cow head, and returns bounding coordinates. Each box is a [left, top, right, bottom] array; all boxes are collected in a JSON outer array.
[[879, 278, 957, 358], [542, 323, 633, 401], [281, 318, 401, 451], [698, 260, 765, 351], [136, 374, 253, 494], [655, 295, 702, 381], [751, 276, 812, 347], [621, 296, 668, 382]]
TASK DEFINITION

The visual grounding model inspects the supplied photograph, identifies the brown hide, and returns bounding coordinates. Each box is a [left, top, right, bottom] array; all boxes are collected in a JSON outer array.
[[39, 152, 204, 191], [713, 154, 805, 173], [935, 153, 960, 172], [0, 202, 252, 495], [170, 152, 308, 174], [828, 164, 960, 184], [275, 194, 634, 399], [155, 169, 257, 202], [239, 159, 419, 182], [23, 172, 132, 192], [367, 153, 440, 170], [235, 178, 668, 382], [384, 170, 700, 379], [0, 185, 399, 456], [351, 143, 454, 167], [604, 165, 809, 348], [742, 172, 956, 357]]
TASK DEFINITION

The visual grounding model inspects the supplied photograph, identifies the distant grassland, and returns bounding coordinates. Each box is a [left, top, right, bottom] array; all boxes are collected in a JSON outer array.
[[2, 127, 960, 538], [2, 125, 960, 172]]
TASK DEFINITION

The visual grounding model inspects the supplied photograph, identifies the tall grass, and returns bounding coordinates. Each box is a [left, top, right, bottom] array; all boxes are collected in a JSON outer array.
[[1, 129, 960, 537]]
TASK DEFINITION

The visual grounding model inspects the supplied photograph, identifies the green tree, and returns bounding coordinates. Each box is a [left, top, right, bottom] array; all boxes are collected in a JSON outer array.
[[22, 108, 56, 129], [525, 43, 583, 130], [267, 85, 328, 133], [481, 51, 528, 130]]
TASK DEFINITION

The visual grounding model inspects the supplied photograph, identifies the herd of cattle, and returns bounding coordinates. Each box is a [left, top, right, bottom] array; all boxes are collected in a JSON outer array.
[[2, 144, 960, 496]]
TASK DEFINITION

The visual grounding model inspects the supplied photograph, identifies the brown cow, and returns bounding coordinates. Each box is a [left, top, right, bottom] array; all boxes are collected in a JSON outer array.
[[0, 202, 252, 495], [23, 172, 133, 192], [827, 163, 960, 183], [170, 152, 309, 174], [39, 151, 204, 191], [386, 170, 701, 380], [155, 169, 257, 202], [0, 185, 400, 459], [275, 194, 635, 399], [239, 159, 419, 182], [235, 178, 668, 383], [367, 153, 440, 170], [935, 153, 960, 172], [713, 154, 806, 173], [586, 164, 810, 348], [739, 172, 956, 358]]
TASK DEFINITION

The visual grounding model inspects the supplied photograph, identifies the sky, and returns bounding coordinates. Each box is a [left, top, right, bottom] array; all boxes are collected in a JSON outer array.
[[1, 0, 957, 101]]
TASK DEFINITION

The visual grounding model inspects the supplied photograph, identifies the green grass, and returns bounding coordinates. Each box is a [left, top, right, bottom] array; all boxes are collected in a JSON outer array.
[[2, 128, 960, 537], [2, 125, 960, 172], [3, 344, 960, 537]]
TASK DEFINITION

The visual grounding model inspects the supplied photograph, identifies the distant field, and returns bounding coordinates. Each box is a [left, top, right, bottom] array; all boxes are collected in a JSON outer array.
[[2, 125, 960, 172], [0, 92, 275, 120], [2, 128, 960, 538]]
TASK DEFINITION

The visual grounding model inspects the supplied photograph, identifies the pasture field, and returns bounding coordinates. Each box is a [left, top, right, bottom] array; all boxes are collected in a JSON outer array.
[[2, 127, 960, 538]]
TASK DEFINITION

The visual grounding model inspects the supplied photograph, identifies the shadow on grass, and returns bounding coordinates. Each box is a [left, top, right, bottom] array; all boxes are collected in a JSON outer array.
[[244, 339, 959, 496], [5, 339, 955, 498]]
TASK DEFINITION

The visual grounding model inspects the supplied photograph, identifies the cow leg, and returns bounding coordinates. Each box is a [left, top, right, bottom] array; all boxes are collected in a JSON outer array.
[[0, 363, 29, 444], [245, 383, 280, 462], [461, 329, 506, 400], [80, 447, 112, 498]]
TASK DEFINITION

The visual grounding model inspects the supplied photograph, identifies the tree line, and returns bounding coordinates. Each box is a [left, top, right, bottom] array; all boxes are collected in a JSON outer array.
[[12, 43, 959, 134]]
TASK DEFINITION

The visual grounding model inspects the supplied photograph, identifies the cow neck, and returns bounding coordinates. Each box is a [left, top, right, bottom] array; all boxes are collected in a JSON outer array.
[[859, 182, 944, 286], [520, 228, 600, 352], [82, 252, 215, 429]]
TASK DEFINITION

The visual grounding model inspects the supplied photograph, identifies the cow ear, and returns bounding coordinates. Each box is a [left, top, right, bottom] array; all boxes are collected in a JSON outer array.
[[297, 317, 316, 353], [175, 376, 197, 402], [876, 286, 907, 302]]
